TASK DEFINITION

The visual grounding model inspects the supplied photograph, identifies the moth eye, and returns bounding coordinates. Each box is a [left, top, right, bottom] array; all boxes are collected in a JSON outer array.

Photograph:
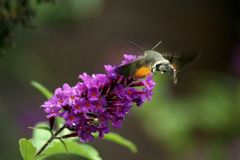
[[155, 64, 161, 71]]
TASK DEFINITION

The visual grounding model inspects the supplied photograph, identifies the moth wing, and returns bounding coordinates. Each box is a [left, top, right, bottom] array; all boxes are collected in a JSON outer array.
[[162, 53, 200, 72], [115, 56, 145, 76]]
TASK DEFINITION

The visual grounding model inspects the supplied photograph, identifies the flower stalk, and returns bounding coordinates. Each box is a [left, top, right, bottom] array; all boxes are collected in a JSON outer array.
[[35, 125, 66, 157]]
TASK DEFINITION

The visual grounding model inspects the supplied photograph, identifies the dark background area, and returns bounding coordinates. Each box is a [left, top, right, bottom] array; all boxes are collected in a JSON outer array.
[[1, 0, 240, 159]]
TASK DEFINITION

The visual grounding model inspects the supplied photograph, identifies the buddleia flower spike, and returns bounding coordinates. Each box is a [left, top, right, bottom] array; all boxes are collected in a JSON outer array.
[[41, 54, 155, 142]]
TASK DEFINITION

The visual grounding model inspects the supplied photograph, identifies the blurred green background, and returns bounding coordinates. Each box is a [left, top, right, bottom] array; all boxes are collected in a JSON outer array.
[[1, 0, 240, 159]]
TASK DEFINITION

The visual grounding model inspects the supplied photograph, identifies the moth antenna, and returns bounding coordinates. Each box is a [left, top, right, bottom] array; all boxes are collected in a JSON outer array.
[[151, 41, 162, 50], [128, 41, 145, 52]]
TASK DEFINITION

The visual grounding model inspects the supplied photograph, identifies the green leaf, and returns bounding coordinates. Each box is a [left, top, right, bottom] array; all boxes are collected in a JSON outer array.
[[31, 122, 101, 160], [29, 126, 51, 132], [31, 122, 72, 150], [31, 81, 53, 99], [19, 138, 37, 160], [38, 141, 102, 160], [56, 117, 65, 129], [98, 132, 138, 153], [31, 122, 52, 151]]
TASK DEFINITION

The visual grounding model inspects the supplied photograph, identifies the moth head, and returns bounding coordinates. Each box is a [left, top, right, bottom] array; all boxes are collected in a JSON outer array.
[[153, 61, 177, 84]]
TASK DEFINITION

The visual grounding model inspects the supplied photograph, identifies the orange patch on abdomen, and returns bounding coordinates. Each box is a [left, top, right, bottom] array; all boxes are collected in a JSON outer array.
[[134, 66, 152, 79]]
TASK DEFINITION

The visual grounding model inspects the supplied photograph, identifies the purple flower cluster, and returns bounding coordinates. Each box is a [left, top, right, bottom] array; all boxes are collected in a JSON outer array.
[[42, 54, 155, 142]]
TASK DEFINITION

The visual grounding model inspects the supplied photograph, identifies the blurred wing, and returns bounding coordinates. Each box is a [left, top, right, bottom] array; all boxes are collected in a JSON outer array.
[[162, 53, 200, 72], [115, 56, 145, 76]]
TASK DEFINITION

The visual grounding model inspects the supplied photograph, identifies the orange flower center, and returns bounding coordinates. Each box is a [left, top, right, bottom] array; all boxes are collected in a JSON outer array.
[[75, 105, 80, 109], [69, 116, 75, 121], [86, 102, 91, 107]]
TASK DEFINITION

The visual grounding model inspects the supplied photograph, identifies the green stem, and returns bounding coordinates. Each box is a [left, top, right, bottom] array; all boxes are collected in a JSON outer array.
[[35, 125, 66, 157]]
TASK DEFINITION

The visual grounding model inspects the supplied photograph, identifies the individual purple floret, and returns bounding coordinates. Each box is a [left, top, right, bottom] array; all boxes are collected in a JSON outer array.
[[41, 54, 155, 142]]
